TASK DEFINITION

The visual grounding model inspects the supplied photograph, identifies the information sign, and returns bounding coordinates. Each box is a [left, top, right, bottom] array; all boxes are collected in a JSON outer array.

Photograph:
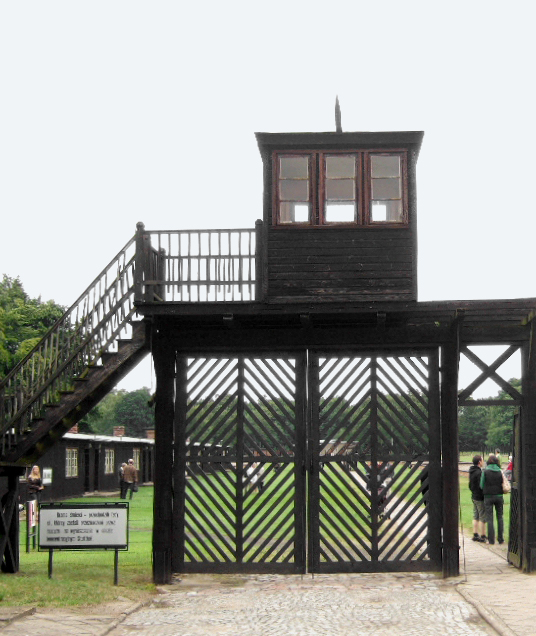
[[39, 502, 128, 550]]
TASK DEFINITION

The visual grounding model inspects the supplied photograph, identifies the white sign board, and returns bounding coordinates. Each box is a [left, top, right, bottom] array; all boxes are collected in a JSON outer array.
[[42, 468, 53, 485], [39, 504, 128, 549]]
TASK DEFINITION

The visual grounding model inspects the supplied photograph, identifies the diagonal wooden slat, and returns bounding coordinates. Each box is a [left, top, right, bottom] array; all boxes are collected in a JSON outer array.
[[244, 507, 295, 561], [245, 358, 296, 412], [185, 467, 237, 524]]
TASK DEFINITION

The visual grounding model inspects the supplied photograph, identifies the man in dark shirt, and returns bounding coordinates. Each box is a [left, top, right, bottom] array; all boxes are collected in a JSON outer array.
[[468, 455, 486, 542]]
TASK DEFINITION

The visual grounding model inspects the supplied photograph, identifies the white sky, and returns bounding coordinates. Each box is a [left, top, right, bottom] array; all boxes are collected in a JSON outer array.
[[1, 1, 533, 396]]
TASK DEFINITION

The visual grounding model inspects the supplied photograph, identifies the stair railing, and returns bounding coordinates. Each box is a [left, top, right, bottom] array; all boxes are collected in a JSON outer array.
[[0, 234, 140, 454], [134, 222, 261, 303]]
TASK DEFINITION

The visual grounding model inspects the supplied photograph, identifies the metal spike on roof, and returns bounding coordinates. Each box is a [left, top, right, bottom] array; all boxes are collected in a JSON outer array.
[[335, 96, 342, 133]]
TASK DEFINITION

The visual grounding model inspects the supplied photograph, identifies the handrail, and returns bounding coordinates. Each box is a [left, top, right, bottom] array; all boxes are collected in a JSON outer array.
[[134, 225, 259, 303], [0, 234, 139, 453], [0, 222, 261, 458]]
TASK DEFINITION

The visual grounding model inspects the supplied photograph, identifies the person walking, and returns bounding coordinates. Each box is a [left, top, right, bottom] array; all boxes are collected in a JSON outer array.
[[122, 459, 138, 500], [119, 462, 127, 499], [468, 455, 486, 542], [480, 454, 504, 545]]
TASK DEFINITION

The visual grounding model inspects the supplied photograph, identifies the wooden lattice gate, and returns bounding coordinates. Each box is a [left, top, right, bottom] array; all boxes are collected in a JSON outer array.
[[176, 354, 307, 573], [308, 350, 442, 572], [175, 349, 442, 573]]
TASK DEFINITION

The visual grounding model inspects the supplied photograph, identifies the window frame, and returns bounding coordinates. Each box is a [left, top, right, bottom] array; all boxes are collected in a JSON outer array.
[[66, 448, 78, 478], [273, 149, 408, 228], [132, 448, 140, 471], [104, 448, 115, 475]]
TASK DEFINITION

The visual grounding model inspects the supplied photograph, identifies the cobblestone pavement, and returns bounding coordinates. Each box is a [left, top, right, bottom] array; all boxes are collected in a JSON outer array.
[[2, 537, 536, 636], [111, 572, 496, 636]]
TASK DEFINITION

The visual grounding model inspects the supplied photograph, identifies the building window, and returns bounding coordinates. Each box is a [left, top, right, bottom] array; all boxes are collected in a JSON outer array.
[[133, 448, 140, 470], [66, 448, 78, 478], [105, 449, 115, 475], [274, 150, 407, 226]]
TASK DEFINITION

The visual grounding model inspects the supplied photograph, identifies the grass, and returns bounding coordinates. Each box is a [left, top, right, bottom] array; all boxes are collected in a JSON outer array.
[[1, 470, 511, 607], [0, 486, 156, 608]]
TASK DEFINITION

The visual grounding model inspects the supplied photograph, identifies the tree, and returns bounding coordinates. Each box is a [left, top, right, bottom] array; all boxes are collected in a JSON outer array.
[[80, 389, 128, 435], [485, 378, 520, 451], [458, 403, 490, 453], [113, 387, 155, 438], [0, 275, 64, 378]]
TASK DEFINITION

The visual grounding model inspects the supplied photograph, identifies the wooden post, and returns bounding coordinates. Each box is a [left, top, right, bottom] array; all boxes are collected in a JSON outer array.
[[254, 219, 264, 302], [427, 348, 443, 568], [172, 356, 187, 572], [521, 322, 536, 572], [134, 222, 147, 304], [152, 329, 176, 584], [441, 323, 460, 577]]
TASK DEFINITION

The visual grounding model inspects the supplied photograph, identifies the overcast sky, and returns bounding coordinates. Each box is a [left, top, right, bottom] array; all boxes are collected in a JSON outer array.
[[1, 1, 533, 396]]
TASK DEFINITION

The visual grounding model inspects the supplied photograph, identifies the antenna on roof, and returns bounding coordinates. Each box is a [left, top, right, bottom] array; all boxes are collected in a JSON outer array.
[[335, 96, 342, 133]]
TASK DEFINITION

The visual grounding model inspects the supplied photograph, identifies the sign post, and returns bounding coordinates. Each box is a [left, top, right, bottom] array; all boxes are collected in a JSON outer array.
[[26, 500, 37, 552], [39, 502, 128, 584]]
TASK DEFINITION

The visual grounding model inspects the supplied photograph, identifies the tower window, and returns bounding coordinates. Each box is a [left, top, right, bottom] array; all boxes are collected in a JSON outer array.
[[274, 150, 407, 227]]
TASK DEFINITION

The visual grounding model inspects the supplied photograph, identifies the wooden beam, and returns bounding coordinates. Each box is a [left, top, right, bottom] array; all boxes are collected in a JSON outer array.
[[441, 323, 461, 577], [0, 469, 23, 573], [172, 357, 188, 572], [152, 333, 176, 584], [521, 322, 536, 572], [458, 345, 521, 402]]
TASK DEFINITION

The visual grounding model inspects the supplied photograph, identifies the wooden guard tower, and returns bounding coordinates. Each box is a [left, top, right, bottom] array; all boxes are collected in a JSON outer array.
[[2, 125, 536, 583]]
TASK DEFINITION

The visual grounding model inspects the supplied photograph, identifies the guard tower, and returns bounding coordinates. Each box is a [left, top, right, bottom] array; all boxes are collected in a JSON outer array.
[[255, 130, 423, 303], [2, 122, 536, 586]]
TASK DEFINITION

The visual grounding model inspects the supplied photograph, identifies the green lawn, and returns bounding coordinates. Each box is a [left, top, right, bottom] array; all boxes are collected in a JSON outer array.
[[0, 486, 155, 607], [0, 470, 511, 607]]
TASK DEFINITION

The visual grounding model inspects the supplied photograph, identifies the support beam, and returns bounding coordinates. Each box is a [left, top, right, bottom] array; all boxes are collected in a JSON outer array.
[[441, 324, 460, 577], [0, 469, 23, 573], [152, 332, 176, 584], [172, 357, 188, 572], [521, 322, 536, 572]]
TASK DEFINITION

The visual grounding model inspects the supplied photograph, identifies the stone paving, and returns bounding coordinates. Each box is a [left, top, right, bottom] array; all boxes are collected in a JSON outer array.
[[2, 536, 536, 635]]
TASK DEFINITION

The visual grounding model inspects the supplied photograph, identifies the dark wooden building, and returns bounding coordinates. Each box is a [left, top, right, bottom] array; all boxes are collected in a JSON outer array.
[[18, 432, 155, 504], [1, 125, 536, 584]]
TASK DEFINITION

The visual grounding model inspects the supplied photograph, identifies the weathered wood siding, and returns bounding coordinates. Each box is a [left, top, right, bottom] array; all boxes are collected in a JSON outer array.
[[265, 227, 416, 303]]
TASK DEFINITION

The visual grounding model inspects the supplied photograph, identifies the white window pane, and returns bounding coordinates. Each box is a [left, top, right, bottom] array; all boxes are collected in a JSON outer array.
[[280, 202, 310, 223], [325, 204, 355, 223], [294, 204, 310, 222], [371, 200, 403, 222]]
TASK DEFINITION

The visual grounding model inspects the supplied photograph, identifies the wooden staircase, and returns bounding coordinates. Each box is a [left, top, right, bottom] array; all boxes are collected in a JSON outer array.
[[0, 234, 150, 467], [2, 322, 148, 466]]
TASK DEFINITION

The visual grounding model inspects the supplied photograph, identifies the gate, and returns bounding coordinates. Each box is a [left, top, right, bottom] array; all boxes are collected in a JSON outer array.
[[177, 354, 307, 573], [175, 349, 442, 573], [308, 351, 442, 572]]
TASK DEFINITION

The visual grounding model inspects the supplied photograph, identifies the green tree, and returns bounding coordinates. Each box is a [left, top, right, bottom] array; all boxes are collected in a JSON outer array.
[[458, 403, 490, 452], [114, 387, 155, 438], [485, 378, 520, 451], [80, 389, 128, 435], [0, 275, 64, 378]]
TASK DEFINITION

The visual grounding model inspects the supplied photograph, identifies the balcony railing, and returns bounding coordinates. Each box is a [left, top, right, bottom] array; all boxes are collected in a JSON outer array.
[[134, 222, 261, 303]]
